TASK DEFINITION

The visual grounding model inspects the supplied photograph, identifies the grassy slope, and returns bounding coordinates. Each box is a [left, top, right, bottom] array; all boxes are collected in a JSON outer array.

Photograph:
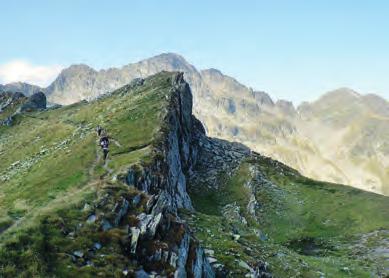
[[0, 73, 173, 276], [1, 73, 388, 277], [187, 157, 389, 277]]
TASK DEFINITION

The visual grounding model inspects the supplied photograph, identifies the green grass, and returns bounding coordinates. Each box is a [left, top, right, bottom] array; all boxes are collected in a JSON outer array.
[[255, 158, 389, 241], [2, 71, 389, 277], [190, 164, 252, 215], [0, 72, 179, 277], [187, 156, 389, 277]]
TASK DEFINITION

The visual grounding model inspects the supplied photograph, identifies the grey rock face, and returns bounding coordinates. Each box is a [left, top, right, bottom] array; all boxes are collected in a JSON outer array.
[[125, 73, 203, 211], [130, 227, 140, 254], [96, 73, 215, 277], [192, 247, 215, 278], [190, 133, 251, 190], [174, 233, 190, 278], [136, 212, 162, 239], [113, 198, 129, 226]]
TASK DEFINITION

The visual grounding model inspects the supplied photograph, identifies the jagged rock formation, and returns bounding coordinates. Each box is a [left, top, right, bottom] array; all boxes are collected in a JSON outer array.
[[23, 53, 386, 196], [125, 74, 197, 211], [0, 72, 388, 277], [115, 73, 215, 277]]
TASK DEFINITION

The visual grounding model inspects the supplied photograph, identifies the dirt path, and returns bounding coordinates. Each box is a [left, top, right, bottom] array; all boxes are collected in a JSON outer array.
[[2, 133, 118, 240], [90, 137, 117, 179], [88, 140, 101, 178], [103, 159, 114, 175]]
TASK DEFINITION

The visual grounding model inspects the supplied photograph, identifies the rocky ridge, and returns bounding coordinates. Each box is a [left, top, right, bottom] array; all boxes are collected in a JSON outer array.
[[1, 72, 388, 277], [0, 72, 218, 277], [74, 73, 217, 277], [2, 53, 389, 195]]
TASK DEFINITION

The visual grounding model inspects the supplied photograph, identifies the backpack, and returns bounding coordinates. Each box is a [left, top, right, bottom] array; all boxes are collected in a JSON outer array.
[[100, 137, 109, 149]]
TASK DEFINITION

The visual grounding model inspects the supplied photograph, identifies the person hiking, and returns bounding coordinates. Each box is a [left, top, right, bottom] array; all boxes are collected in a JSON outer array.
[[100, 133, 110, 161], [96, 125, 103, 136]]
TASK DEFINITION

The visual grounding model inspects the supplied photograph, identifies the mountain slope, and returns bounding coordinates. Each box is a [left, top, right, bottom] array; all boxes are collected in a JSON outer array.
[[297, 89, 389, 195], [0, 72, 388, 277], [3, 53, 389, 195], [0, 82, 42, 96], [0, 72, 214, 277]]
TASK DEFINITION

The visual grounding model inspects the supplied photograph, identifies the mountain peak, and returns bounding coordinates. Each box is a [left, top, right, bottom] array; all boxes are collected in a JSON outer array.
[[152, 52, 187, 61], [320, 87, 361, 100], [64, 64, 96, 73], [202, 68, 223, 76], [138, 52, 192, 68]]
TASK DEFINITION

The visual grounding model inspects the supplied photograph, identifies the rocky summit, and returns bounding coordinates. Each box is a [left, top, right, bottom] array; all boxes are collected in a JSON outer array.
[[0, 72, 388, 277], [3, 53, 388, 196]]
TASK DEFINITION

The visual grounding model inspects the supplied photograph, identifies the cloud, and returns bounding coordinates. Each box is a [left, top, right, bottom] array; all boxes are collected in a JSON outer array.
[[0, 60, 63, 87]]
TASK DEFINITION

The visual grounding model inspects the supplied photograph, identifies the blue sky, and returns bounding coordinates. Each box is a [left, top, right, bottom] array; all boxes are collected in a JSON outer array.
[[1, 0, 388, 103]]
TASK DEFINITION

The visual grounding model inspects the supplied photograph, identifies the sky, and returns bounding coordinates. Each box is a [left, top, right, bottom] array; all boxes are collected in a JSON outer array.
[[1, 0, 389, 104]]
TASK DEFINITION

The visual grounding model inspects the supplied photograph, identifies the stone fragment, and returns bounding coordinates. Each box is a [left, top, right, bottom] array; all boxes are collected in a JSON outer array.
[[130, 227, 140, 254]]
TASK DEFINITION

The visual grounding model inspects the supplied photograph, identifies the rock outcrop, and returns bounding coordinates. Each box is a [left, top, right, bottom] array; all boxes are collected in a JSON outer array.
[[0, 91, 47, 126], [0, 92, 28, 126], [20, 91, 47, 112], [85, 73, 215, 277], [125, 73, 200, 211]]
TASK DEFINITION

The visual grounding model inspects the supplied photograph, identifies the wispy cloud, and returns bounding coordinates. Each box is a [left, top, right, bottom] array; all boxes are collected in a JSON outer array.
[[0, 60, 63, 87]]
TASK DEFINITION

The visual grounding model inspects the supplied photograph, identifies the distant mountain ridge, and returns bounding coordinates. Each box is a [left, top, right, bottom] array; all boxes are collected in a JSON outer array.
[[1, 53, 388, 195], [0, 82, 42, 96]]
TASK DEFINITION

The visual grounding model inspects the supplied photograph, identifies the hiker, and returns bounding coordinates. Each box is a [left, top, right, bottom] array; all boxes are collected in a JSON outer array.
[[96, 125, 103, 136], [100, 134, 109, 161]]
